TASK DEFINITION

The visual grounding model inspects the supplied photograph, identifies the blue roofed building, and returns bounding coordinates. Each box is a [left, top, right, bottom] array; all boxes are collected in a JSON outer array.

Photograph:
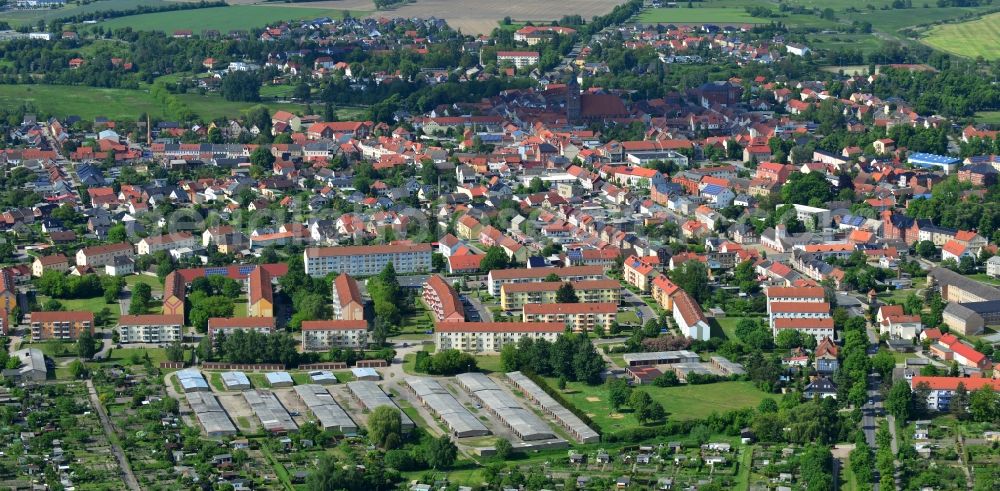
[[700, 183, 735, 209], [908, 152, 961, 175]]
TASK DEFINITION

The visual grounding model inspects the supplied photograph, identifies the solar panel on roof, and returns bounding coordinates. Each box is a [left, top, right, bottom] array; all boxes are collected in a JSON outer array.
[[238, 265, 254, 275], [205, 267, 227, 276]]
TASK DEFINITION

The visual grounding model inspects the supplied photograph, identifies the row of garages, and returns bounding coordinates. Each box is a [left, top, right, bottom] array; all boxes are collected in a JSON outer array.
[[455, 372, 555, 441], [506, 371, 599, 444], [346, 381, 415, 432], [404, 377, 490, 438]]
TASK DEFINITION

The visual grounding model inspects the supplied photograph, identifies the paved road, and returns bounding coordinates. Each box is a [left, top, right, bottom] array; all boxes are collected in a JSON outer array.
[[464, 294, 493, 322], [620, 287, 656, 325], [86, 379, 141, 491]]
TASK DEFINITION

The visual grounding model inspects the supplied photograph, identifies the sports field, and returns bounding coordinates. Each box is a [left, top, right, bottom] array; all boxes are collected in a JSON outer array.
[[99, 5, 367, 33], [922, 12, 1000, 60]]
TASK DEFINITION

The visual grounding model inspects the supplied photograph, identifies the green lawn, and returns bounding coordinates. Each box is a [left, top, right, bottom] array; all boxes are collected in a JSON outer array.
[[975, 111, 1000, 124], [126, 274, 163, 294], [966, 273, 1000, 286], [98, 347, 169, 366], [38, 295, 119, 325], [616, 311, 641, 325], [474, 355, 502, 373], [99, 5, 367, 33], [922, 12, 1000, 60], [710, 316, 752, 340], [553, 379, 771, 431]]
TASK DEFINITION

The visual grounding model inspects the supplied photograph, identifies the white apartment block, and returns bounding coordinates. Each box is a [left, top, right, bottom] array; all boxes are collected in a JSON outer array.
[[766, 286, 832, 340], [303, 244, 432, 277], [487, 265, 605, 296], [76, 242, 135, 267], [207, 317, 275, 342], [496, 51, 540, 69], [522, 303, 616, 333], [117, 315, 184, 344], [301, 320, 368, 350], [434, 322, 563, 353], [137, 232, 197, 255]]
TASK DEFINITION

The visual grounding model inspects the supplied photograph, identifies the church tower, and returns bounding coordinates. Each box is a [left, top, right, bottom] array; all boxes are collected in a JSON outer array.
[[566, 72, 581, 123]]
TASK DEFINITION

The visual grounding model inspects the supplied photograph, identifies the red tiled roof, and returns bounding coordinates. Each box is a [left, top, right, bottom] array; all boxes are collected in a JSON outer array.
[[118, 314, 183, 325], [301, 320, 367, 331], [766, 286, 825, 298], [774, 317, 835, 330], [31, 311, 94, 323], [523, 302, 617, 315], [434, 322, 564, 333], [910, 376, 1000, 391], [769, 302, 831, 314], [207, 317, 276, 330], [305, 243, 432, 257]]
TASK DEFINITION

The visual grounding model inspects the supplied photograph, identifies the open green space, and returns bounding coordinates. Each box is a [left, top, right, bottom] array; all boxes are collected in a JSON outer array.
[[473, 355, 502, 373], [553, 379, 771, 431], [99, 5, 367, 34], [0, 85, 168, 121], [0, 0, 171, 27], [616, 310, 641, 325], [126, 274, 163, 293], [0, 84, 325, 122], [921, 12, 1000, 60], [966, 273, 1000, 286], [975, 111, 1000, 125], [38, 295, 119, 324], [710, 316, 752, 340], [97, 347, 169, 366]]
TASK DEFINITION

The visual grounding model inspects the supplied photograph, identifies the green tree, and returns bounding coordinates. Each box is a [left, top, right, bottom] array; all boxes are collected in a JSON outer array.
[[494, 438, 513, 460], [968, 385, 999, 422], [555, 282, 578, 303], [250, 146, 275, 168], [368, 406, 403, 449], [426, 435, 458, 469], [885, 380, 913, 422], [916, 240, 937, 258], [607, 377, 631, 411], [76, 328, 99, 360], [68, 359, 88, 379], [479, 246, 510, 272], [668, 260, 710, 303]]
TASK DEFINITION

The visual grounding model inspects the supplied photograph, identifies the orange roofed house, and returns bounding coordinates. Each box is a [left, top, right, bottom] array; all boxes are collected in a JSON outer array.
[[331, 273, 365, 321], [434, 322, 564, 353], [76, 242, 134, 268], [423, 274, 465, 323], [162, 272, 186, 320], [30, 311, 94, 341], [247, 267, 274, 318]]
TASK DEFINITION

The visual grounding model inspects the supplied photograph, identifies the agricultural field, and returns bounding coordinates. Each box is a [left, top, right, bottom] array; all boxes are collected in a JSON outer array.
[[552, 378, 771, 431], [921, 12, 1000, 60], [638, 7, 765, 24], [98, 5, 367, 34], [285, 0, 625, 34], [0, 0, 172, 27]]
